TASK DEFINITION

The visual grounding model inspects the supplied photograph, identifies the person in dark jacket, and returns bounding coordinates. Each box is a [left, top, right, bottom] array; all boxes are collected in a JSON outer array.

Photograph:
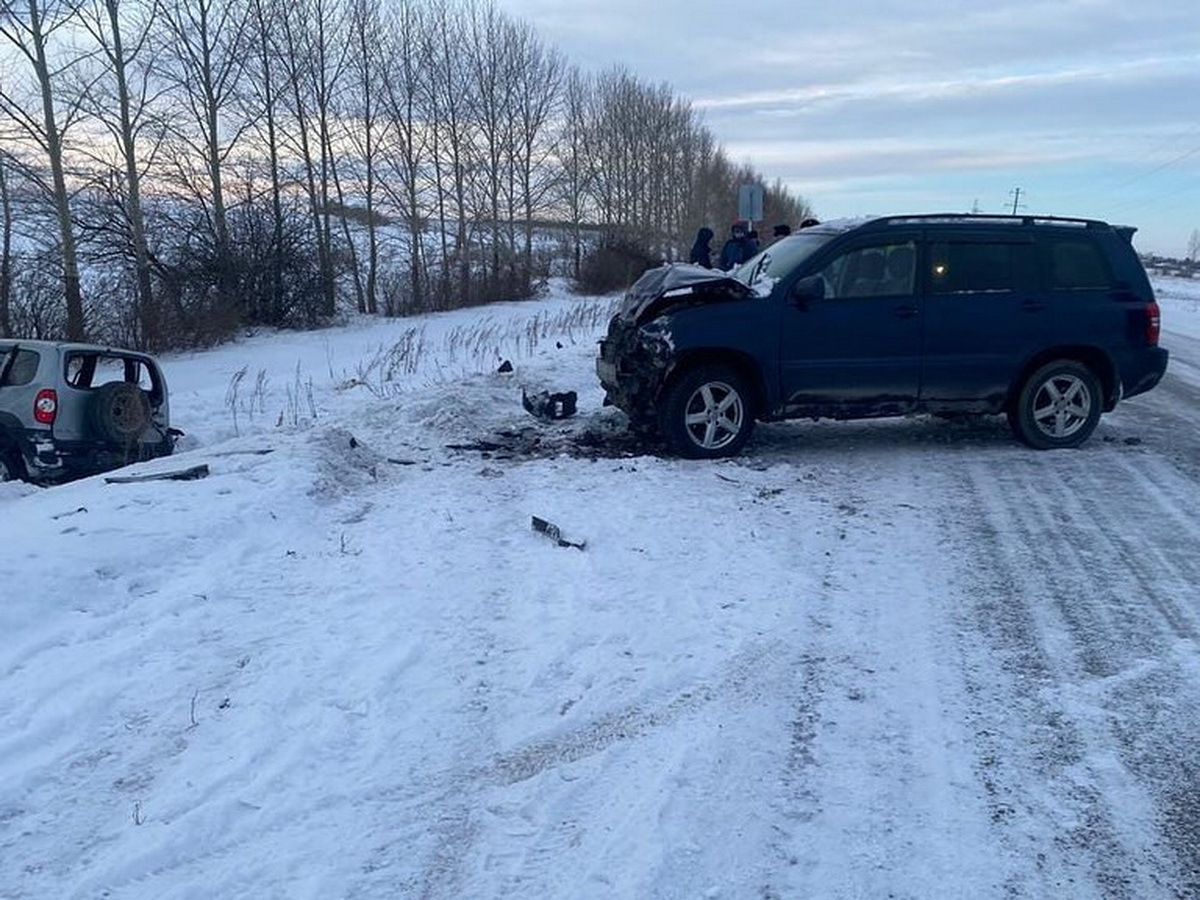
[[688, 226, 715, 268], [719, 221, 753, 269]]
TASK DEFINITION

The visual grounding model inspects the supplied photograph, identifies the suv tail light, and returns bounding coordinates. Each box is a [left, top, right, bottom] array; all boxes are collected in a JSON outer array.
[[1146, 300, 1161, 346], [34, 388, 57, 424]]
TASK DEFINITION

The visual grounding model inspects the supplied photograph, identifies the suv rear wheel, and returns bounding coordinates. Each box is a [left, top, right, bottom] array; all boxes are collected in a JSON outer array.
[[1008, 360, 1101, 449], [659, 364, 755, 459]]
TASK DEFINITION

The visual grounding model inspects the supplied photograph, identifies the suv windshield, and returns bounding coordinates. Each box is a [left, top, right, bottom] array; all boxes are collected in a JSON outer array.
[[731, 232, 835, 289]]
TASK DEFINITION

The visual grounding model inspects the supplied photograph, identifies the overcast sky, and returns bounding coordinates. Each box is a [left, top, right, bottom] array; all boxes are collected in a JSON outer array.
[[495, 0, 1200, 257]]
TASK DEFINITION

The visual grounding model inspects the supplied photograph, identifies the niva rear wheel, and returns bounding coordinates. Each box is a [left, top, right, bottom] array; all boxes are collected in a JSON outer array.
[[0, 444, 26, 482]]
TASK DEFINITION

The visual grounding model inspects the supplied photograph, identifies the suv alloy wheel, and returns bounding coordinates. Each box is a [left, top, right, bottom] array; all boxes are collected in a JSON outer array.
[[1009, 359, 1102, 449], [659, 364, 756, 458]]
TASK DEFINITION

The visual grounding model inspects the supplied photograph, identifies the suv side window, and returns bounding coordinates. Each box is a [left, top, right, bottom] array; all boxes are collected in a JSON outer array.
[[818, 241, 916, 298], [930, 241, 1036, 294], [0, 349, 40, 387], [1047, 239, 1112, 289]]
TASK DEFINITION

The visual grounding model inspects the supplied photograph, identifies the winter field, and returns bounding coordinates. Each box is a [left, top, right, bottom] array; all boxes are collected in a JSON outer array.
[[2, 276, 1200, 899]]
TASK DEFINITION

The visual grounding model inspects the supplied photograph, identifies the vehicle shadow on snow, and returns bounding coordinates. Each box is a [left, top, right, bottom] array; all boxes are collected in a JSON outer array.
[[445, 411, 1149, 464], [746, 414, 1016, 457], [742, 414, 1149, 461]]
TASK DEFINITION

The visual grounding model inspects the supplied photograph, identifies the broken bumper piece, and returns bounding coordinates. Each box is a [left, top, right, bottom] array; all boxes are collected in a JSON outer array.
[[522, 389, 578, 420]]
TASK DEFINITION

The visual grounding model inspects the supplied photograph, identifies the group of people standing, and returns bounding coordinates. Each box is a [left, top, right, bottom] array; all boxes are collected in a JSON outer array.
[[688, 218, 817, 270]]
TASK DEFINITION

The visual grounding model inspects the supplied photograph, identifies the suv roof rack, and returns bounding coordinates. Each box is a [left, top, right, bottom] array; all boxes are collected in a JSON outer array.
[[863, 213, 1108, 230]]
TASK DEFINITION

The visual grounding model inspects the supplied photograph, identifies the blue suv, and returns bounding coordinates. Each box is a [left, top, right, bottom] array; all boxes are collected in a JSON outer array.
[[596, 214, 1168, 458]]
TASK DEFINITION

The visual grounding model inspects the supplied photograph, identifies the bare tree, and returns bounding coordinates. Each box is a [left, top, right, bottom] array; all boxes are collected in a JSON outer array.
[[76, 0, 163, 346], [377, 0, 432, 314], [492, 13, 562, 287], [242, 0, 285, 322], [0, 0, 816, 338], [322, 9, 366, 317], [0, 150, 13, 336], [274, 0, 327, 315], [345, 0, 383, 314], [463, 1, 511, 295], [274, 0, 354, 317], [152, 0, 250, 276], [422, 0, 478, 307], [0, 0, 88, 339], [558, 67, 596, 278]]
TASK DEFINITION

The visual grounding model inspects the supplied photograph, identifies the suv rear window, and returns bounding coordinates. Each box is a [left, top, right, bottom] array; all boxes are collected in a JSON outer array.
[[65, 352, 152, 390], [0, 348, 40, 387], [1047, 239, 1112, 289], [930, 241, 1036, 294]]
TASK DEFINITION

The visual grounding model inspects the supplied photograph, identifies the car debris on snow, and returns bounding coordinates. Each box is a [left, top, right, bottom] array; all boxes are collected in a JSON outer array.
[[522, 388, 577, 420], [531, 515, 586, 550], [104, 463, 210, 484]]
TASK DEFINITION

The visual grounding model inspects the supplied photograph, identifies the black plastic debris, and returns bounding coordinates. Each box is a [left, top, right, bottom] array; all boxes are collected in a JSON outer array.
[[531, 515, 586, 550], [522, 388, 577, 420], [497, 360, 514, 373]]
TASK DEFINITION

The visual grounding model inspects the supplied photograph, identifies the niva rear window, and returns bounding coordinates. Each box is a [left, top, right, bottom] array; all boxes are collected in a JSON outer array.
[[0, 349, 40, 387]]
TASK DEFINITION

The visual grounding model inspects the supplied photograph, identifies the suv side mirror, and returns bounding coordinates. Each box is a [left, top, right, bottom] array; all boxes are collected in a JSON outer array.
[[791, 275, 825, 308]]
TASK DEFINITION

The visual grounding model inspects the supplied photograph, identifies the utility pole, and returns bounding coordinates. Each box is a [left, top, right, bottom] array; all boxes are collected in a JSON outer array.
[[1009, 187, 1025, 215]]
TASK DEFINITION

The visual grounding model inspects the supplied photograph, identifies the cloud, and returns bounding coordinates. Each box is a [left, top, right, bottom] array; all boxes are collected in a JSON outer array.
[[495, 0, 1200, 255]]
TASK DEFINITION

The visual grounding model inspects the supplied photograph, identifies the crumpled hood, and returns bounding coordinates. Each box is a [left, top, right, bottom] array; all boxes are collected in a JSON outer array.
[[616, 263, 753, 325]]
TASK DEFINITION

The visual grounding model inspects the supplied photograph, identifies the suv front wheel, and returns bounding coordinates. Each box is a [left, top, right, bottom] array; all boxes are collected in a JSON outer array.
[[659, 364, 756, 459], [1009, 360, 1101, 449]]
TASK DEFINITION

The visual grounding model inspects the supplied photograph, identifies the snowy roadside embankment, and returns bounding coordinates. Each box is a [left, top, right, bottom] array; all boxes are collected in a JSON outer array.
[[2, 276, 1200, 899]]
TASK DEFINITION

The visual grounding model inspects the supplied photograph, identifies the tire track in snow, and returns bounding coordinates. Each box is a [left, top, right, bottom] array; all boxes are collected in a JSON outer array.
[[470, 638, 788, 789], [939, 449, 1200, 899], [399, 459, 836, 900], [3, 431, 434, 900], [1063, 450, 1200, 897], [747, 454, 1002, 899], [400, 458, 805, 899], [1107, 368, 1200, 485]]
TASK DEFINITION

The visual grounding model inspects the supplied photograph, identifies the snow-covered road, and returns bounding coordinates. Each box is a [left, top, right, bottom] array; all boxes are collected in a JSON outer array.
[[2, 279, 1199, 899]]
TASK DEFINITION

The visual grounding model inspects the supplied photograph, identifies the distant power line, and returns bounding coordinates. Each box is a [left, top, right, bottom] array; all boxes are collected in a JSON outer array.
[[1052, 126, 1200, 212]]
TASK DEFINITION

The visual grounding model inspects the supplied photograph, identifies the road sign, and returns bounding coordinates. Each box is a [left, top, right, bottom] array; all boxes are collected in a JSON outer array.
[[738, 183, 764, 223]]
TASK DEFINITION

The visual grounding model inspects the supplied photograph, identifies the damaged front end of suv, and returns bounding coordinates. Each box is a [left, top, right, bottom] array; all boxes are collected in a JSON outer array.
[[596, 264, 755, 427]]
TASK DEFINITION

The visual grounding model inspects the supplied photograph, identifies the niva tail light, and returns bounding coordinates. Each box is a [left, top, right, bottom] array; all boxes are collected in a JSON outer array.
[[34, 388, 57, 424]]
